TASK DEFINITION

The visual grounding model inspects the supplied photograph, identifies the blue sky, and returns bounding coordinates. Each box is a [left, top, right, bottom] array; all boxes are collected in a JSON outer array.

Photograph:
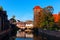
[[0, 0, 60, 21]]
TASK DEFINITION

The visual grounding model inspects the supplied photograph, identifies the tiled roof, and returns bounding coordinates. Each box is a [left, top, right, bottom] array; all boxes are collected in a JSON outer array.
[[34, 6, 41, 9], [53, 14, 59, 22]]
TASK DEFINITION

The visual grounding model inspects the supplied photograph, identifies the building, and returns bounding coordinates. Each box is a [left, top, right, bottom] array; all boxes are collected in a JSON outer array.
[[0, 7, 9, 31], [53, 14, 58, 22], [16, 20, 33, 33], [25, 20, 33, 29], [25, 20, 33, 33], [53, 13, 60, 27], [0, 6, 11, 40], [33, 6, 43, 28], [53, 13, 60, 23], [16, 22, 25, 29], [16, 20, 33, 29]]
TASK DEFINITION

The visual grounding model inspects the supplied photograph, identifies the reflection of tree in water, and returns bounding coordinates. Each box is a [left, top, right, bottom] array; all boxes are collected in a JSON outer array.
[[33, 34, 42, 40], [33, 28, 47, 40], [33, 29, 42, 40], [33, 34, 48, 40]]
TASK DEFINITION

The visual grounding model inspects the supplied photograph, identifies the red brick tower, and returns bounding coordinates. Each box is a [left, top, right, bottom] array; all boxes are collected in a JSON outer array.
[[33, 6, 42, 28]]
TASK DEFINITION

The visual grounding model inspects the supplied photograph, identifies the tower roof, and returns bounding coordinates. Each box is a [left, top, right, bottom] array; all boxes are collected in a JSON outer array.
[[34, 6, 41, 9]]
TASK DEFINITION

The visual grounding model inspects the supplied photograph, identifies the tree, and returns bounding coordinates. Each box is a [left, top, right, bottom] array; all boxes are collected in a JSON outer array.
[[43, 6, 54, 30], [9, 15, 16, 24], [0, 6, 3, 11], [12, 15, 15, 19], [44, 6, 54, 13], [17, 20, 20, 22]]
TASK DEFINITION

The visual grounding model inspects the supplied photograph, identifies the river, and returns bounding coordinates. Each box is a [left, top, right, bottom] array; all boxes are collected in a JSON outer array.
[[16, 30, 34, 40], [16, 38, 33, 40], [16, 34, 43, 40], [15, 30, 43, 40]]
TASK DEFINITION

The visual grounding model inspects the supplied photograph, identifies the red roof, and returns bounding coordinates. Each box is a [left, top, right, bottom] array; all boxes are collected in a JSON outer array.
[[53, 14, 58, 22], [34, 6, 41, 9]]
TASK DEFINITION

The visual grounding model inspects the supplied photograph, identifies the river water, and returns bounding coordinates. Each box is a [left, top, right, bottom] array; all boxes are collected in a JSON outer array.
[[16, 34, 42, 40], [16, 30, 33, 40], [15, 30, 43, 40], [15, 29, 60, 40], [16, 38, 33, 40]]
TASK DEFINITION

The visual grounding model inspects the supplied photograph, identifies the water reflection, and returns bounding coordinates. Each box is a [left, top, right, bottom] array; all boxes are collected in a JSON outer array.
[[16, 31, 33, 38], [16, 29, 45, 40], [33, 34, 42, 40], [16, 38, 33, 40], [17, 31, 26, 37]]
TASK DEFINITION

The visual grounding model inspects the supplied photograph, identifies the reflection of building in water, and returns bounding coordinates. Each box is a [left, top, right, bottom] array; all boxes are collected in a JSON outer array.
[[16, 30, 33, 38], [16, 31, 26, 37], [26, 33, 33, 38]]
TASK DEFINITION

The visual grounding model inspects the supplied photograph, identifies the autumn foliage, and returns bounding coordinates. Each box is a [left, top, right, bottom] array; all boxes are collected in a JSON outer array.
[[34, 6, 60, 30]]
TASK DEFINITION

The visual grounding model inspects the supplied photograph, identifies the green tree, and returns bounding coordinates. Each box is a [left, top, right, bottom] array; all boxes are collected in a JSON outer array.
[[44, 6, 54, 13], [17, 20, 20, 22], [0, 6, 3, 11], [43, 6, 54, 30], [12, 15, 15, 19], [9, 15, 16, 24]]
